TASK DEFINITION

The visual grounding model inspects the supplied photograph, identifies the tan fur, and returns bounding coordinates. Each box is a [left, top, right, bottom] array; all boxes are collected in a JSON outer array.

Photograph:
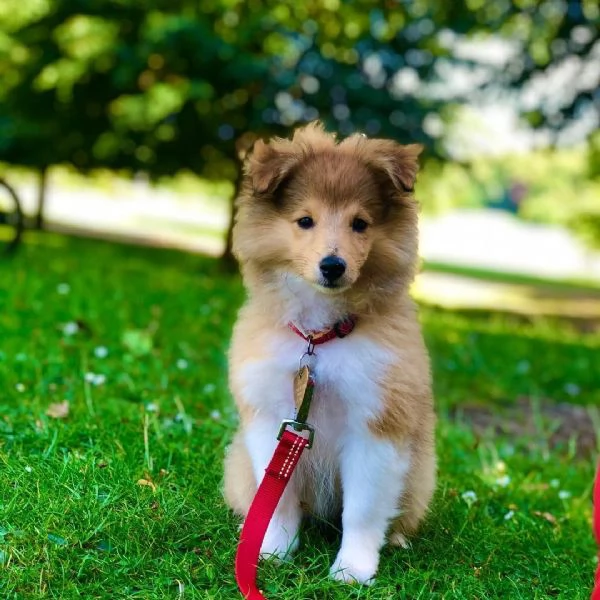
[[224, 122, 436, 551]]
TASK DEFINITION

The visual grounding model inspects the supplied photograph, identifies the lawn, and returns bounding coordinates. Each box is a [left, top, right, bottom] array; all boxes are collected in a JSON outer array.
[[0, 232, 598, 599]]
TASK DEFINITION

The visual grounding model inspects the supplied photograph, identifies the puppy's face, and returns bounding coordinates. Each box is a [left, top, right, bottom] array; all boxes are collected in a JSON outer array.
[[233, 123, 422, 297], [275, 156, 382, 293]]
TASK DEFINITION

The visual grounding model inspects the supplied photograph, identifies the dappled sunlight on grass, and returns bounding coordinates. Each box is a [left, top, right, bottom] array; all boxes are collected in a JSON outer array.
[[3, 229, 68, 248], [0, 227, 13, 243], [414, 271, 600, 319]]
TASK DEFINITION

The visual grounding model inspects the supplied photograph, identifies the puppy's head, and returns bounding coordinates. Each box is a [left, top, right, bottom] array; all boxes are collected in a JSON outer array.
[[233, 122, 422, 299]]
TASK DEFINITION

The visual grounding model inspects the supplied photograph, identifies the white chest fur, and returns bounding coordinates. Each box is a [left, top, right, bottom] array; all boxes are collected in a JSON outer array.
[[239, 329, 394, 516], [240, 330, 392, 426]]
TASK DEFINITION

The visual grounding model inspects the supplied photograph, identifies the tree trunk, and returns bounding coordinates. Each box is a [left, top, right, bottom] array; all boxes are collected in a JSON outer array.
[[35, 166, 49, 230]]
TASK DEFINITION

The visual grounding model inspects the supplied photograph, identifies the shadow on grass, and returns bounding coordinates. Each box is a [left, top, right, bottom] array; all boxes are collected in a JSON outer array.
[[7, 229, 234, 275]]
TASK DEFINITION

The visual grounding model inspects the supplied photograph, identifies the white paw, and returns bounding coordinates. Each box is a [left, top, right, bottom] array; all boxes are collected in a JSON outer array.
[[329, 550, 377, 585], [259, 521, 299, 561], [389, 531, 411, 549]]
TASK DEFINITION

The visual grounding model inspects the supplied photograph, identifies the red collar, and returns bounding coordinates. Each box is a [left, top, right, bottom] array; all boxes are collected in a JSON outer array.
[[287, 314, 358, 346]]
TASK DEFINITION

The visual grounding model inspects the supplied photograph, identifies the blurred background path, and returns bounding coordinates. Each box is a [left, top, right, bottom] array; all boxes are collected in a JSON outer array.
[[13, 177, 600, 319]]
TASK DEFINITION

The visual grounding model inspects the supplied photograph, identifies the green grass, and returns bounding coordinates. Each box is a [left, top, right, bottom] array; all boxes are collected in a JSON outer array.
[[0, 232, 598, 599]]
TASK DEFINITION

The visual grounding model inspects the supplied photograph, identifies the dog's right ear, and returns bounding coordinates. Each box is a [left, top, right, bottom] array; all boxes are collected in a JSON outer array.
[[245, 137, 301, 194]]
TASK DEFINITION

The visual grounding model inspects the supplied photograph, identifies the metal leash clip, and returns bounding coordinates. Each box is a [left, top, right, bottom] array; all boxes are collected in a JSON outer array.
[[277, 419, 315, 449]]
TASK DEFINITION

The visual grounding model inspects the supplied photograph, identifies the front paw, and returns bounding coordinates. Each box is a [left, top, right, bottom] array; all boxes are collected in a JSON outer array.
[[260, 521, 300, 561], [329, 549, 378, 585]]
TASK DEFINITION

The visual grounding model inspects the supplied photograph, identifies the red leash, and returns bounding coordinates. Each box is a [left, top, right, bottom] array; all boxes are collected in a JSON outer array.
[[235, 429, 310, 599]]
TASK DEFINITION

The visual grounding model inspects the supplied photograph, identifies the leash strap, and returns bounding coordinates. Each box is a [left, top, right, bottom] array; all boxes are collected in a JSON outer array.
[[235, 429, 310, 599], [235, 320, 355, 598]]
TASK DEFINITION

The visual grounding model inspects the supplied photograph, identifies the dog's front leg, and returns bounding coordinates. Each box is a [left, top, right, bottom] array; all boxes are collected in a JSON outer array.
[[244, 416, 302, 560], [330, 429, 410, 585]]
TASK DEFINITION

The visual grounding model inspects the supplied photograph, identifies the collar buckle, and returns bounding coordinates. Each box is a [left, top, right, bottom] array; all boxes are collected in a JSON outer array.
[[277, 419, 315, 449]]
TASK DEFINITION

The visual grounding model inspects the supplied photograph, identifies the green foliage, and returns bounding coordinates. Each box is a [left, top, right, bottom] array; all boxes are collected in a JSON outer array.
[[0, 233, 597, 598], [1, 0, 598, 180], [572, 213, 600, 250], [0, 0, 278, 179]]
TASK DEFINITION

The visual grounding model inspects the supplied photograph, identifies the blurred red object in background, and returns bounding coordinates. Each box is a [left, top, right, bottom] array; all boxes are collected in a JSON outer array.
[[593, 465, 600, 600]]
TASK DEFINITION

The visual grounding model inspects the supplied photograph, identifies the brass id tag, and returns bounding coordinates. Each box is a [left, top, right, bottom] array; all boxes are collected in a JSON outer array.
[[293, 365, 310, 411]]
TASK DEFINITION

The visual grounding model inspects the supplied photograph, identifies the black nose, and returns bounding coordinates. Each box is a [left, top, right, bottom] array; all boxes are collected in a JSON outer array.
[[319, 255, 346, 283]]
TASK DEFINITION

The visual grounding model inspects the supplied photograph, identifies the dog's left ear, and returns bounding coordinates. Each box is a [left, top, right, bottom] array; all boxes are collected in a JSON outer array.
[[245, 137, 301, 194], [367, 141, 423, 193]]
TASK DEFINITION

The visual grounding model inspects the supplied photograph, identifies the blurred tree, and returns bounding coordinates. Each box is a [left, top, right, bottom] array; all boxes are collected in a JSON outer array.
[[0, 0, 284, 238], [0, 0, 597, 252], [274, 0, 599, 149]]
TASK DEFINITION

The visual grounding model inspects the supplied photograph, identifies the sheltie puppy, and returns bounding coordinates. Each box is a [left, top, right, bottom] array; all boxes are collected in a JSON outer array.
[[224, 122, 436, 585]]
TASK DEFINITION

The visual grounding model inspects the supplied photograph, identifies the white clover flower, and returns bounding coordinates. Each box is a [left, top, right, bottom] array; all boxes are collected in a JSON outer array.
[[63, 322, 79, 336], [176, 359, 189, 370], [15, 383, 25, 392], [57, 283, 71, 295], [210, 409, 222, 421], [93, 374, 106, 386], [461, 490, 477, 506], [504, 510, 515, 521], [24, 465, 32, 473], [94, 346, 109, 359], [84, 372, 105, 386], [495, 475, 511, 488], [145, 403, 159, 413], [558, 490, 571, 500]]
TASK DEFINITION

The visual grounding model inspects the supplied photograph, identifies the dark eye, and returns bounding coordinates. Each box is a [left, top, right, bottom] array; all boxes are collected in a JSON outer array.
[[352, 218, 368, 233], [297, 216, 314, 229]]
